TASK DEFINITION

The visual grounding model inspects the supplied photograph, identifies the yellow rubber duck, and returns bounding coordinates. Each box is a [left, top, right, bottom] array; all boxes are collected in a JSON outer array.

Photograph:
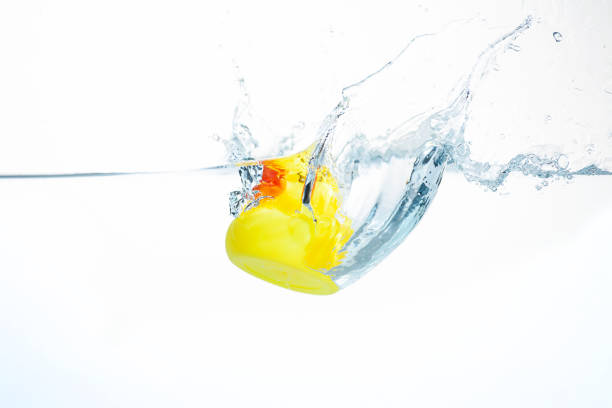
[[225, 149, 353, 295]]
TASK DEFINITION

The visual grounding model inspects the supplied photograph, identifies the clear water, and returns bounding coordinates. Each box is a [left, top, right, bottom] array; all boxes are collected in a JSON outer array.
[[225, 15, 612, 289], [2, 11, 610, 292]]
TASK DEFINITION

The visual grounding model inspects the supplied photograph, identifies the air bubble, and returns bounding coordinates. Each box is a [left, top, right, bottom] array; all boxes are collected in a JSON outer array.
[[557, 154, 569, 170]]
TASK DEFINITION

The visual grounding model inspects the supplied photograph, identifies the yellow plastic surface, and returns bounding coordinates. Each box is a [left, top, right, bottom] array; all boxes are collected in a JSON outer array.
[[225, 150, 352, 295]]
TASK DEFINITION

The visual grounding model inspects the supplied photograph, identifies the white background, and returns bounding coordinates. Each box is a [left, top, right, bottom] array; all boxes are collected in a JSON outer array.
[[1, 1, 611, 407]]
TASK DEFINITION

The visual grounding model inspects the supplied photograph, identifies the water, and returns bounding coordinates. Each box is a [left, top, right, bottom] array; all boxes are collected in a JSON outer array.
[[2, 11, 611, 293], [225, 15, 612, 291]]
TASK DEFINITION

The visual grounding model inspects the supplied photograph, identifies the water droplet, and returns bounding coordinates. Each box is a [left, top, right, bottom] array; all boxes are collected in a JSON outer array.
[[553, 32, 563, 42], [586, 144, 595, 155], [507, 43, 521, 52], [557, 154, 569, 169]]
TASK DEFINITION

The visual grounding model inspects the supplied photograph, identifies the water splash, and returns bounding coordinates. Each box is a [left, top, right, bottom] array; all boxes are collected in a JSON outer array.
[[227, 14, 612, 290], [0, 8, 606, 293]]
